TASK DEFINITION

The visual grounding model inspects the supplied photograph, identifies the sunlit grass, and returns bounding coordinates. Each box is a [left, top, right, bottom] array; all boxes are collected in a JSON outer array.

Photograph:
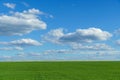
[[0, 61, 120, 80]]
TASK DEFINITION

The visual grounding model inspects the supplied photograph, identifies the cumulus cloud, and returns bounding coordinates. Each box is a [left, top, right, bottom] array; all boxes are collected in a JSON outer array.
[[0, 8, 47, 36], [60, 28, 112, 43], [0, 38, 42, 47], [3, 3, 16, 9], [44, 28, 112, 44], [71, 43, 113, 50], [43, 28, 64, 44], [43, 28, 113, 51]]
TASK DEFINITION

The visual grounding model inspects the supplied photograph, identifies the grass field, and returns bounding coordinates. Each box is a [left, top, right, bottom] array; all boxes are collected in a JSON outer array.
[[0, 61, 120, 80]]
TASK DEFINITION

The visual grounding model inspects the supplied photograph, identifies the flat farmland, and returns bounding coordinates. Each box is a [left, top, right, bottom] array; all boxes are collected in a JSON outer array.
[[0, 61, 120, 80]]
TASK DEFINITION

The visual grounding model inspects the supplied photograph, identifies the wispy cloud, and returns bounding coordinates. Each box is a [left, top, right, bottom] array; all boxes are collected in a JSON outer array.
[[71, 43, 113, 51], [0, 47, 23, 51], [116, 40, 120, 46], [114, 28, 120, 35], [3, 3, 16, 9], [21, 2, 29, 7], [14, 50, 120, 61], [0, 38, 42, 47]]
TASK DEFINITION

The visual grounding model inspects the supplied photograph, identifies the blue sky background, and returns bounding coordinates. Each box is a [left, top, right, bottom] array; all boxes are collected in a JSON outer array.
[[0, 0, 120, 61]]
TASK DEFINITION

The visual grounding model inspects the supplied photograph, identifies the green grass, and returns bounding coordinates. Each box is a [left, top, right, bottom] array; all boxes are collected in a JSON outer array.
[[0, 61, 120, 80]]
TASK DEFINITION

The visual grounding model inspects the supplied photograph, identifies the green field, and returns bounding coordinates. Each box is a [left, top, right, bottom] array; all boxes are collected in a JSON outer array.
[[0, 61, 120, 80]]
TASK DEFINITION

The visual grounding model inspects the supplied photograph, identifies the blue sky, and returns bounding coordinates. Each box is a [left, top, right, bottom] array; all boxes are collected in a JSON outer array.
[[0, 0, 120, 61]]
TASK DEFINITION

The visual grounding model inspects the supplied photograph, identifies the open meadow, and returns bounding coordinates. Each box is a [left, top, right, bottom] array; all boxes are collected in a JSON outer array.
[[0, 61, 120, 80]]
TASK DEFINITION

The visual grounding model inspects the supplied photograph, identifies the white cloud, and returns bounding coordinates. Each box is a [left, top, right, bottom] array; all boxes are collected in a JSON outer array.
[[3, 3, 16, 9], [22, 2, 29, 7], [71, 43, 113, 50], [0, 8, 47, 36], [44, 28, 112, 44], [114, 28, 120, 35], [59, 28, 112, 43], [44, 49, 72, 54], [43, 28, 113, 51], [14, 47, 24, 50], [16, 52, 41, 58], [23, 8, 44, 14], [116, 40, 120, 46], [11, 50, 120, 61], [1, 56, 12, 59], [0, 38, 42, 47], [49, 15, 54, 18], [43, 28, 64, 44], [16, 52, 26, 57], [0, 47, 23, 51], [28, 52, 41, 56], [10, 38, 42, 46]]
